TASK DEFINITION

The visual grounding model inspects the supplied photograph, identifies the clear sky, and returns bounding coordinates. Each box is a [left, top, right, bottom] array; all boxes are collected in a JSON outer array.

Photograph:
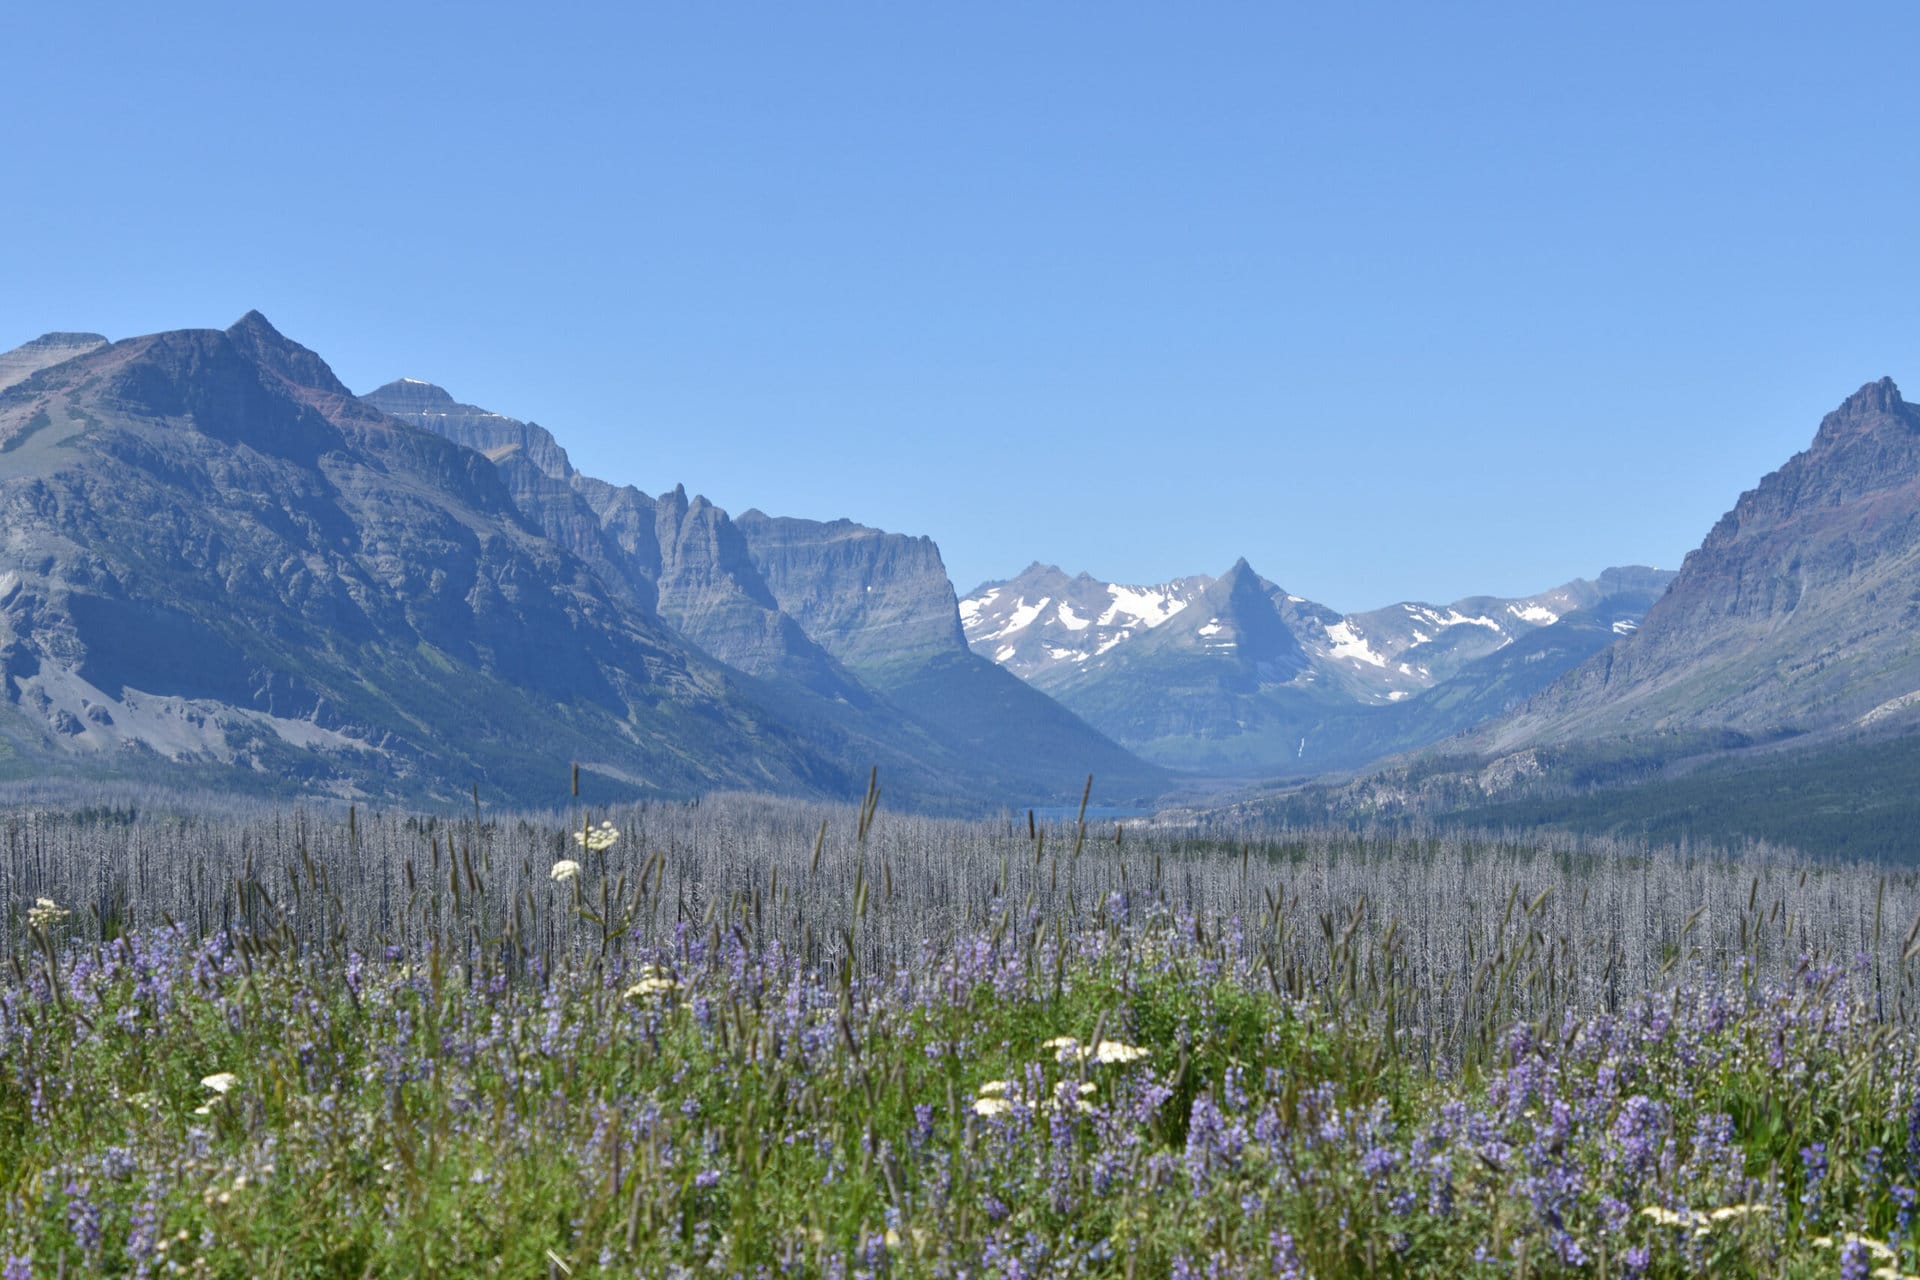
[[5, 3, 1917, 612]]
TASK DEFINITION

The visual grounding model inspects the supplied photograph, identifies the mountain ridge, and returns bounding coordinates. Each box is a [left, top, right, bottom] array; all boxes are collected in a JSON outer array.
[[363, 365, 1168, 804], [959, 557, 1674, 773]]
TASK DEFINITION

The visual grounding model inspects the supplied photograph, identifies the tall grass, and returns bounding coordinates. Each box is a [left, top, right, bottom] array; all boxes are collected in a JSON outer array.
[[6, 793, 1919, 1050], [5, 790, 1920, 1275]]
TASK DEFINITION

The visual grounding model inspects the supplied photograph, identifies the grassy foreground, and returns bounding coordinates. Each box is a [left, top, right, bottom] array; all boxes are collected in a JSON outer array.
[[5, 830, 1920, 1277]]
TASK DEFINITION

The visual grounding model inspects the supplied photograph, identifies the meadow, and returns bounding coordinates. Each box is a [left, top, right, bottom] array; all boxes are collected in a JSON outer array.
[[4, 789, 1920, 1277]]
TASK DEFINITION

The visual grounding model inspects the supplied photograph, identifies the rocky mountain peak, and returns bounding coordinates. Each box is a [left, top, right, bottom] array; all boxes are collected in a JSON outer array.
[[1485, 377, 1920, 752], [22, 331, 108, 350], [363, 379, 576, 483], [1812, 377, 1911, 448], [363, 378, 460, 413], [0, 331, 111, 393], [1213, 558, 1269, 594], [224, 311, 354, 401]]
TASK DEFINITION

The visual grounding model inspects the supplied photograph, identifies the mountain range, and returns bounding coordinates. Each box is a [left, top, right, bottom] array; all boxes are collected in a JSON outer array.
[[959, 561, 1673, 774], [1484, 378, 1920, 751], [1172, 377, 1920, 857], [2, 311, 1916, 845], [0, 315, 1155, 809]]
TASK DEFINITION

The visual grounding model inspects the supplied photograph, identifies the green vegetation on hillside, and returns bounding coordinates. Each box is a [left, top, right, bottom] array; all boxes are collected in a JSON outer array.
[[6, 798, 1920, 1275]]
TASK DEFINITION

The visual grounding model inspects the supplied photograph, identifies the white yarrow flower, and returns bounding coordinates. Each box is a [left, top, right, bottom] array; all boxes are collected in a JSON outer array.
[[572, 821, 620, 852], [1091, 1040, 1149, 1065], [550, 860, 582, 883], [27, 897, 70, 930]]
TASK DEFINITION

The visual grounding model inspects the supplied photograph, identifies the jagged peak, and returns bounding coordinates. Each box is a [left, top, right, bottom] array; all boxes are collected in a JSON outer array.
[[228, 309, 279, 335], [1815, 377, 1911, 445], [223, 311, 353, 398], [1215, 556, 1262, 585], [1841, 376, 1902, 414]]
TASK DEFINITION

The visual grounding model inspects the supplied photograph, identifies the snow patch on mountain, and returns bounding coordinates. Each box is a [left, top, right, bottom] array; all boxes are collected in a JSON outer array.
[[984, 596, 1050, 640], [1405, 604, 1505, 632], [1099, 585, 1190, 629], [957, 588, 998, 629], [1325, 621, 1387, 668]]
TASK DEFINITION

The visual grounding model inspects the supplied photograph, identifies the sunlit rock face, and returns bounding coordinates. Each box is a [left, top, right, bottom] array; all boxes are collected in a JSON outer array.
[[0, 315, 859, 802], [1490, 379, 1920, 751]]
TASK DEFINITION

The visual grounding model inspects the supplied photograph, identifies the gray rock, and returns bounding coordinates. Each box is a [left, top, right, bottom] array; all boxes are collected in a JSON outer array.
[[0, 313, 866, 803], [0, 332, 108, 393], [1488, 378, 1920, 750]]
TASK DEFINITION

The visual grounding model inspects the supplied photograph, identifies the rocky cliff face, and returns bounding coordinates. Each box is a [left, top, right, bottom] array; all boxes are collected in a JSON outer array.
[[647, 486, 864, 692], [365, 374, 1162, 804], [362, 379, 576, 479], [0, 316, 862, 802], [362, 379, 656, 610], [368, 383, 884, 695], [733, 512, 969, 674], [1488, 379, 1920, 750], [729, 511, 1166, 799]]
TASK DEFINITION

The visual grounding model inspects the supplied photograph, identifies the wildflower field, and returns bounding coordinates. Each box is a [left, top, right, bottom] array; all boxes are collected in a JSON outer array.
[[5, 794, 1920, 1277]]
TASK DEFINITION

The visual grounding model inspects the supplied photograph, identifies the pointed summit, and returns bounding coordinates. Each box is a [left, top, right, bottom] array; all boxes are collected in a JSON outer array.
[[1213, 557, 1284, 598], [227, 309, 280, 338], [1813, 377, 1911, 448], [224, 311, 353, 399], [1842, 376, 1902, 416]]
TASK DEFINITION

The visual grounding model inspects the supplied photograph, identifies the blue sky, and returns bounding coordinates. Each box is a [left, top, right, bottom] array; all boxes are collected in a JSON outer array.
[[5, 3, 1917, 611]]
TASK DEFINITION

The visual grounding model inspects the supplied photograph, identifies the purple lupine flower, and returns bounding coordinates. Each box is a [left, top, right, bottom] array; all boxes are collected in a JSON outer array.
[[63, 1177, 102, 1254], [1269, 1230, 1304, 1280], [1893, 1183, 1916, 1245], [1840, 1239, 1870, 1280], [1550, 1230, 1587, 1267], [1222, 1065, 1247, 1113], [1801, 1142, 1828, 1219], [3, 1257, 28, 1280], [1906, 1094, 1920, 1173]]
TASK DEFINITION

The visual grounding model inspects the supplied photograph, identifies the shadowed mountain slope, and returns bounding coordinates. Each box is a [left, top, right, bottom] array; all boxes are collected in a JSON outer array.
[[1488, 379, 1920, 751], [365, 379, 1166, 806], [0, 316, 898, 804]]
